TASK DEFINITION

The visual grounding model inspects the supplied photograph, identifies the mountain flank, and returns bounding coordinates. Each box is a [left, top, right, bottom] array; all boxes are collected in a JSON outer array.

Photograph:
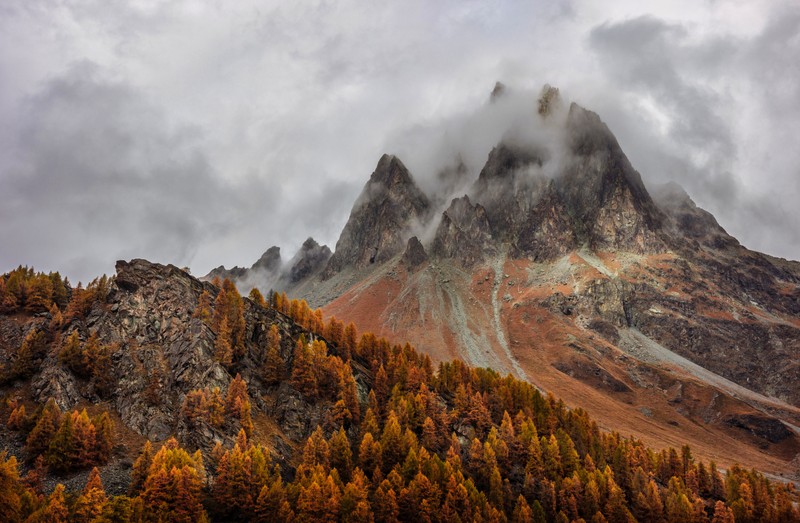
[[208, 86, 800, 483], [2, 258, 799, 521]]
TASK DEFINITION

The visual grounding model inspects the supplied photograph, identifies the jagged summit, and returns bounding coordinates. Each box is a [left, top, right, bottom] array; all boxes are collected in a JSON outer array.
[[202, 238, 331, 293], [463, 102, 665, 257], [557, 103, 666, 252], [322, 154, 431, 277], [285, 237, 332, 284], [252, 245, 282, 272], [368, 153, 416, 188], [432, 195, 495, 267]]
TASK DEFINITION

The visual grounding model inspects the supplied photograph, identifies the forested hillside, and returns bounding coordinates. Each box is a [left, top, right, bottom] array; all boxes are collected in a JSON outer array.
[[1, 262, 798, 522]]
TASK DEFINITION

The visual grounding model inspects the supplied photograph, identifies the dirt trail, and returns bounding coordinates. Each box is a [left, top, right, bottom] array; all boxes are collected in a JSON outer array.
[[491, 252, 527, 380], [439, 272, 507, 373]]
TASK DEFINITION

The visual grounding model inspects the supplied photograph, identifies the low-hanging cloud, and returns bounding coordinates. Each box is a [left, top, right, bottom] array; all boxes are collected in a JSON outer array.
[[0, 62, 275, 281], [586, 10, 800, 259], [1, 0, 799, 284], [385, 86, 570, 209]]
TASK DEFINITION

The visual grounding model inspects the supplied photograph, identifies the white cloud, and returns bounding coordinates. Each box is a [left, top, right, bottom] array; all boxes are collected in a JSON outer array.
[[1, 0, 798, 282]]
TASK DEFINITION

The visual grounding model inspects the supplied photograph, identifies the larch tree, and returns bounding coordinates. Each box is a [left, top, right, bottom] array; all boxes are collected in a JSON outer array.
[[193, 290, 213, 324], [290, 338, 317, 397], [249, 287, 266, 307], [41, 483, 69, 523], [130, 440, 153, 495], [73, 467, 107, 522], [263, 324, 283, 385], [25, 399, 61, 456], [0, 452, 23, 522], [214, 315, 233, 367]]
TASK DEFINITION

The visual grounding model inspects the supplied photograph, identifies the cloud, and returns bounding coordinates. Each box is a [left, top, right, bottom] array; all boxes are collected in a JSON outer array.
[[384, 85, 570, 207], [0, 0, 798, 284], [0, 61, 274, 281], [587, 8, 800, 259]]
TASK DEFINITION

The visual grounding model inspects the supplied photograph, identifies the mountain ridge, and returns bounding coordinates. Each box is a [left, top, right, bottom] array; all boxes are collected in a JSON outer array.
[[197, 87, 800, 480], [2, 84, 800, 522]]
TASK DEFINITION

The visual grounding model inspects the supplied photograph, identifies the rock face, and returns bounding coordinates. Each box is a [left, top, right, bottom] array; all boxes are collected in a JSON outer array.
[[103, 260, 231, 440], [432, 196, 495, 267], [513, 183, 578, 260], [285, 238, 332, 284], [1, 257, 398, 488], [558, 104, 666, 253], [252, 246, 283, 273], [323, 154, 432, 277], [401, 236, 428, 270], [10, 259, 350, 451]]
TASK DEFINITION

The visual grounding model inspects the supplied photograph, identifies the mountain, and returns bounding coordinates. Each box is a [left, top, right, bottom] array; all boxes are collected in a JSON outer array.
[[2, 84, 800, 520], [205, 238, 332, 295], [322, 154, 433, 277], [210, 86, 800, 480], [2, 258, 799, 522]]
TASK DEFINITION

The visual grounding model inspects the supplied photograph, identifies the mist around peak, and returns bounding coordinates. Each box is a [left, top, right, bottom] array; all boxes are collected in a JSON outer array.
[[385, 84, 573, 213]]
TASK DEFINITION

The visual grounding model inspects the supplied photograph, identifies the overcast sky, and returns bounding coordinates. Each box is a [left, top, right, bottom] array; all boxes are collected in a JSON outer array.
[[1, 0, 799, 283]]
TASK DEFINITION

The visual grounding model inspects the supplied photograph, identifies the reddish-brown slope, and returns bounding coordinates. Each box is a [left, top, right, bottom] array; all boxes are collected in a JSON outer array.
[[323, 251, 800, 479]]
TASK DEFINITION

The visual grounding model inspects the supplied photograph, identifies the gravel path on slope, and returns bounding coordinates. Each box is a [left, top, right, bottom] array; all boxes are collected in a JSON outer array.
[[438, 272, 506, 373], [491, 253, 527, 380]]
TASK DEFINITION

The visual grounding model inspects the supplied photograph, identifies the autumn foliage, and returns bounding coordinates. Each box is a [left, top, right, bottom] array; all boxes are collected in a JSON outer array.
[[6, 399, 115, 473], [0, 276, 798, 522]]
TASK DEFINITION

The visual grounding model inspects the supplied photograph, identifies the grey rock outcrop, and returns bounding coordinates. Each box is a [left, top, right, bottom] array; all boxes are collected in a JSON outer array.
[[203, 246, 282, 286], [557, 103, 666, 253], [253, 246, 283, 273], [323, 154, 432, 277], [512, 183, 578, 260], [285, 238, 332, 284], [471, 144, 549, 241], [33, 364, 82, 412], [432, 196, 495, 268], [401, 236, 428, 270]]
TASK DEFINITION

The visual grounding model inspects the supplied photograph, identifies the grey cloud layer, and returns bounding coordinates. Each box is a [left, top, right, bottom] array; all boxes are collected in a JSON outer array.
[[0, 62, 271, 280], [1, 1, 798, 282], [587, 9, 800, 259]]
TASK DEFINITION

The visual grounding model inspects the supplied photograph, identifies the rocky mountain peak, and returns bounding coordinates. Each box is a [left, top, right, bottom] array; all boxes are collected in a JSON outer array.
[[323, 155, 431, 277], [252, 246, 282, 273], [432, 195, 495, 267], [286, 237, 332, 284], [537, 84, 562, 117], [653, 182, 739, 250], [369, 154, 415, 188], [555, 103, 666, 252]]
